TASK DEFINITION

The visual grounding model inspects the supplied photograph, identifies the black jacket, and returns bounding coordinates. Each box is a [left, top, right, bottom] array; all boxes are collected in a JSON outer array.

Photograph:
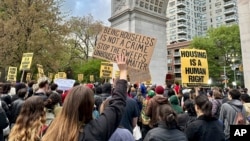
[[80, 80, 127, 141], [0, 100, 10, 120], [0, 107, 8, 141], [10, 98, 25, 124], [1, 94, 12, 107], [185, 115, 225, 141], [144, 121, 187, 141]]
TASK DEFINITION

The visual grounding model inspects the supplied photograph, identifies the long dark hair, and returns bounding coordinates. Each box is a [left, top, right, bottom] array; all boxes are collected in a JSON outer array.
[[42, 85, 95, 141], [194, 95, 212, 117], [158, 104, 178, 129]]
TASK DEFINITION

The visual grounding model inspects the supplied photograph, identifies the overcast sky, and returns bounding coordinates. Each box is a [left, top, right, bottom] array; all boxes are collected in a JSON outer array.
[[61, 0, 111, 25]]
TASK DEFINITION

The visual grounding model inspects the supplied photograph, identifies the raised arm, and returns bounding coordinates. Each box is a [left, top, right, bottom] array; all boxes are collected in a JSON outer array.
[[84, 54, 128, 141]]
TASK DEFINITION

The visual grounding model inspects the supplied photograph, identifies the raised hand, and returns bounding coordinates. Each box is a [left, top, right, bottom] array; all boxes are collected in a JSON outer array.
[[116, 54, 127, 80]]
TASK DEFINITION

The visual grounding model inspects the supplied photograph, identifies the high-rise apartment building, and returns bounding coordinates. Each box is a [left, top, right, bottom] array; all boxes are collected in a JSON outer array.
[[166, 0, 238, 81], [166, 0, 238, 45]]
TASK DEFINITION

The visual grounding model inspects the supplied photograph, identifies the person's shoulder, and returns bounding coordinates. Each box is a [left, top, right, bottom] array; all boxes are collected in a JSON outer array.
[[127, 97, 137, 103], [109, 128, 134, 141]]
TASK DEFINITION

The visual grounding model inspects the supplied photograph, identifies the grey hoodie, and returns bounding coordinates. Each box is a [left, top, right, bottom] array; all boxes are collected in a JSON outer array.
[[219, 99, 246, 140]]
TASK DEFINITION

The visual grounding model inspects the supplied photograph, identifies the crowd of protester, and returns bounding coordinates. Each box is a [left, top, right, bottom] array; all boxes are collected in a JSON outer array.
[[0, 55, 250, 141]]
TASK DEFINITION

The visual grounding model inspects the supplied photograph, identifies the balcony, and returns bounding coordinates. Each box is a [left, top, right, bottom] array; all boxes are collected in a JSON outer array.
[[224, 0, 236, 8], [178, 35, 187, 41], [177, 1, 186, 7], [174, 60, 181, 65], [174, 52, 180, 57], [177, 15, 187, 21], [224, 7, 236, 15], [174, 68, 181, 73], [177, 8, 186, 14], [177, 29, 187, 34], [177, 22, 187, 27], [226, 21, 237, 26], [225, 15, 237, 22]]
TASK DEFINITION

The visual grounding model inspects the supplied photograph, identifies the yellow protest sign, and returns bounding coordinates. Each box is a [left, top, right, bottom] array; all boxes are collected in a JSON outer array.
[[37, 64, 44, 79], [93, 26, 157, 71], [100, 62, 113, 78], [78, 74, 84, 82], [26, 73, 31, 81], [7, 67, 17, 82], [90, 75, 94, 82], [54, 74, 59, 80], [58, 72, 67, 79], [48, 73, 54, 81], [115, 71, 120, 78], [19, 53, 34, 70], [180, 49, 209, 86]]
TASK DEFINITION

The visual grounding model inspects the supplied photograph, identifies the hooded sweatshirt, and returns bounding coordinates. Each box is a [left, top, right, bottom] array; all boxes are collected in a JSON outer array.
[[145, 95, 169, 128], [169, 95, 183, 114], [219, 99, 246, 140]]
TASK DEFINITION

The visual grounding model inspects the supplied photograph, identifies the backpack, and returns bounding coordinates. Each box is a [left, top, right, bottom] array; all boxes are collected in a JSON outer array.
[[230, 105, 246, 125], [214, 99, 222, 119]]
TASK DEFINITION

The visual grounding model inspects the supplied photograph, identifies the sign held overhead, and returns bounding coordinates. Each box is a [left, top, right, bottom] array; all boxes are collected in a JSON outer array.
[[180, 48, 209, 86], [93, 26, 157, 71]]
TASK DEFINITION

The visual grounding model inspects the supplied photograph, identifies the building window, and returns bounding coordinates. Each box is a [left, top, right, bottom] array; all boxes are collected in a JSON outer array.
[[168, 66, 172, 71], [167, 58, 172, 64], [169, 1, 175, 7], [216, 9, 222, 13], [167, 50, 172, 55], [215, 2, 221, 7]]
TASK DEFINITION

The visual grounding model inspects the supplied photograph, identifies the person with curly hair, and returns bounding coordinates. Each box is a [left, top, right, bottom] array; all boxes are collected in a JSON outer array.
[[8, 96, 46, 141]]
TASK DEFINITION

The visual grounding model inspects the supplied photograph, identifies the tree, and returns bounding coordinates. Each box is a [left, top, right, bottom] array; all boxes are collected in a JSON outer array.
[[0, 0, 69, 78], [190, 24, 241, 84], [72, 58, 102, 83], [66, 15, 103, 62]]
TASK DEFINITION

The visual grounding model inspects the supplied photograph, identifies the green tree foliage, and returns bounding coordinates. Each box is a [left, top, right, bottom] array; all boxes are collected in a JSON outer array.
[[190, 24, 241, 81], [73, 58, 102, 83], [0, 0, 69, 75]]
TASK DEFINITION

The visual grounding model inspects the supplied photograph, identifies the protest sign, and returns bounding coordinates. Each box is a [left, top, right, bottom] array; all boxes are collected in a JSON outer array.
[[58, 72, 67, 79], [180, 49, 209, 86], [48, 73, 53, 81], [93, 26, 157, 71], [100, 62, 113, 78], [37, 64, 44, 79], [89, 75, 94, 82], [26, 73, 31, 81], [115, 71, 120, 78], [54, 79, 76, 91], [128, 68, 151, 83], [7, 67, 17, 82], [54, 74, 59, 80], [78, 74, 84, 82], [19, 53, 33, 70]]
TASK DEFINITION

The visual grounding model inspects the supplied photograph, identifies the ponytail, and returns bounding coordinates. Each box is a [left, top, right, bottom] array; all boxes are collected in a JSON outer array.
[[195, 95, 212, 118], [159, 104, 178, 129], [201, 100, 212, 117]]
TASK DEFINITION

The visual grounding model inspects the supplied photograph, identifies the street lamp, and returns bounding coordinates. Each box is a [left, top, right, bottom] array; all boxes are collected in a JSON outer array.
[[232, 81, 237, 88], [208, 78, 212, 89], [232, 58, 237, 88]]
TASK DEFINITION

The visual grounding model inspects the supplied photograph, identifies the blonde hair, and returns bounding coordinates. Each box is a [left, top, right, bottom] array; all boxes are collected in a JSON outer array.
[[9, 96, 46, 141]]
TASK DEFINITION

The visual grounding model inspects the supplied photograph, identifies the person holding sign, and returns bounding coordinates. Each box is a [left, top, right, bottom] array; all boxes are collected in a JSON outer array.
[[42, 54, 128, 141]]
